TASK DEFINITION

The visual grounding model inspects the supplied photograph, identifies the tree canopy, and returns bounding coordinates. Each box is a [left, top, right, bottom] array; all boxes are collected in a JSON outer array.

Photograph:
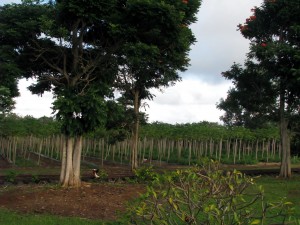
[[114, 0, 201, 169], [0, 0, 202, 185], [218, 0, 300, 178]]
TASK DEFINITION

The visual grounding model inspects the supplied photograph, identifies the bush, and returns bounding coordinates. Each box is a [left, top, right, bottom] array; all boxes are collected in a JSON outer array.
[[96, 169, 108, 181], [5, 170, 18, 183], [129, 161, 294, 224], [134, 166, 158, 183], [31, 174, 40, 183]]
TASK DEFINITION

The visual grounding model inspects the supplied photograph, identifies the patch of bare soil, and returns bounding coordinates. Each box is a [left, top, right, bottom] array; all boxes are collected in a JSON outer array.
[[0, 182, 145, 221], [0, 156, 12, 169]]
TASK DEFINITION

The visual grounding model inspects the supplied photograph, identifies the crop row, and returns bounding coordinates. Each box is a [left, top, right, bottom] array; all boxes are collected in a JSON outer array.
[[0, 135, 282, 166]]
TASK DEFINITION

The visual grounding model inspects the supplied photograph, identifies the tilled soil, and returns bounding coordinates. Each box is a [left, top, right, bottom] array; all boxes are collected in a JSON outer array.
[[0, 155, 143, 222], [0, 182, 145, 221], [1, 154, 299, 222]]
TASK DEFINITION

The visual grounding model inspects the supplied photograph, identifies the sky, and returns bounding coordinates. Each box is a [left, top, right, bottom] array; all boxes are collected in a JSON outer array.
[[3, 0, 263, 124]]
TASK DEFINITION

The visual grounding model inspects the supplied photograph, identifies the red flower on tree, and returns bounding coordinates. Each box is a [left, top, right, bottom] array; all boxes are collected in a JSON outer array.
[[238, 24, 248, 32], [261, 42, 267, 47], [182, 0, 188, 4]]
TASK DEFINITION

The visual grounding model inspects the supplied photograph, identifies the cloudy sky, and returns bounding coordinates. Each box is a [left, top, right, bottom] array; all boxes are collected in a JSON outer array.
[[3, 0, 263, 124]]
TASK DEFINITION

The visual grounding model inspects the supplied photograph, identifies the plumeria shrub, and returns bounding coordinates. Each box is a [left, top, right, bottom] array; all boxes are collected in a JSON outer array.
[[129, 161, 294, 224], [134, 165, 158, 183]]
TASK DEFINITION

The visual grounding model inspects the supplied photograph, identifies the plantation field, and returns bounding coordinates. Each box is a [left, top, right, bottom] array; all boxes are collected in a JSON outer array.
[[1, 137, 300, 224], [1, 151, 300, 185]]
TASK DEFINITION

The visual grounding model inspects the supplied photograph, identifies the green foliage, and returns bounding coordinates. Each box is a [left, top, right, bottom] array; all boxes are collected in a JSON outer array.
[[291, 156, 300, 164], [0, 0, 120, 140], [96, 169, 108, 181], [0, 86, 15, 115], [53, 90, 107, 136], [219, 0, 300, 177], [218, 0, 300, 129], [134, 165, 158, 183], [0, 3, 39, 115], [220, 155, 259, 165], [4, 170, 18, 183], [15, 157, 38, 167], [0, 114, 60, 137], [140, 122, 280, 141], [129, 161, 294, 224], [254, 174, 300, 223], [31, 174, 40, 183]]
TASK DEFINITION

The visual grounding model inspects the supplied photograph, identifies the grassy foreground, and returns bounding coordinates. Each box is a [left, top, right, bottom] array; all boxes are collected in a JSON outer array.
[[255, 175, 300, 222], [0, 175, 299, 225], [0, 210, 106, 225]]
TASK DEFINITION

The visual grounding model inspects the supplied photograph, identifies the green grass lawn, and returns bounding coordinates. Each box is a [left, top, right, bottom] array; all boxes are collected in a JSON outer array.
[[0, 209, 106, 225], [255, 175, 300, 223]]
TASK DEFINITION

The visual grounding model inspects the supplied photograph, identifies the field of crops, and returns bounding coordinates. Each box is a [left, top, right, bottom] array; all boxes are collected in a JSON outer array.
[[1, 134, 289, 167]]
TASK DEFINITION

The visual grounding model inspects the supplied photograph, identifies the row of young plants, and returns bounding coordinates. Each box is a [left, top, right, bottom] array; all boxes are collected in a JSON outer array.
[[0, 134, 286, 167], [0, 115, 281, 140], [3, 117, 300, 166], [139, 122, 280, 141]]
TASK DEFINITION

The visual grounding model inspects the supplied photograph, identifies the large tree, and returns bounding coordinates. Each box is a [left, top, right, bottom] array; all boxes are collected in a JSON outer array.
[[0, 2, 34, 116], [218, 0, 300, 178], [0, 0, 121, 187], [32, 0, 121, 187], [115, 0, 201, 170]]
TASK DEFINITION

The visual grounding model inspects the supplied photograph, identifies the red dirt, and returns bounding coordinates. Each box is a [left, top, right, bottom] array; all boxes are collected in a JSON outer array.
[[1, 154, 299, 222], [0, 155, 145, 221], [0, 182, 145, 221], [0, 156, 12, 169]]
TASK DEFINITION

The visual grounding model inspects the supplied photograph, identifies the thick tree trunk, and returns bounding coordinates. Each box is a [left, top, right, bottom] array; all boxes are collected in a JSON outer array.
[[72, 136, 82, 187], [279, 118, 291, 178], [131, 89, 140, 171], [279, 88, 291, 178], [60, 135, 83, 187]]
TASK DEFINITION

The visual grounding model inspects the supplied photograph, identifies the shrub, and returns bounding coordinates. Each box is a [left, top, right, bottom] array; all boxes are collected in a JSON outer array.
[[31, 174, 40, 183], [4, 170, 18, 183], [129, 161, 294, 224], [134, 166, 158, 183], [96, 169, 108, 181]]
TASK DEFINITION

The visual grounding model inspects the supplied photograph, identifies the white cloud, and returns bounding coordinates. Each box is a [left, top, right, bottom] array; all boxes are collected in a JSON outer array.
[[1, 0, 21, 5], [186, 0, 262, 83], [13, 79, 54, 118], [143, 79, 232, 124]]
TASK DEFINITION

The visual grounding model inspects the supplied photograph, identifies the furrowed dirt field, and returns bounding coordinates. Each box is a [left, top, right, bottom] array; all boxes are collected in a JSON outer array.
[[0, 182, 145, 221], [0, 154, 299, 221], [0, 155, 145, 221]]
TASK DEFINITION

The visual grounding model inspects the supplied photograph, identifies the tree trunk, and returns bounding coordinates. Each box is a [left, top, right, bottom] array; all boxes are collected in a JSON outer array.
[[131, 89, 140, 170], [72, 136, 82, 187], [60, 135, 83, 187], [60, 136, 67, 184], [279, 118, 291, 178], [279, 86, 291, 178]]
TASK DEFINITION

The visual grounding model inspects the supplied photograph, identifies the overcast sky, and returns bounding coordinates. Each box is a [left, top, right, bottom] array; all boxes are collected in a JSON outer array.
[[3, 0, 263, 124]]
